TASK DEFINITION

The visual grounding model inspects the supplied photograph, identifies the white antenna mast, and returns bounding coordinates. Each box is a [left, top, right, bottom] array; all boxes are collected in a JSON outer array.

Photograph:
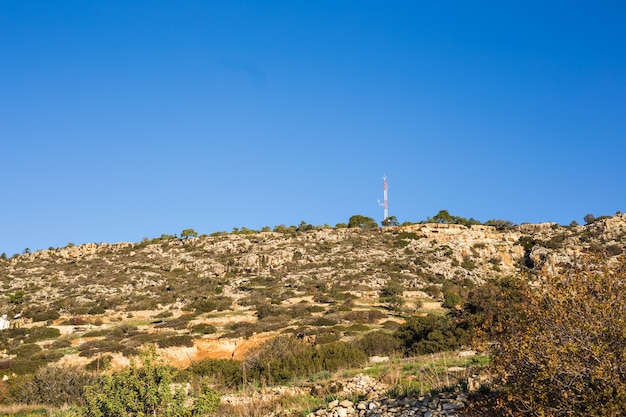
[[377, 175, 388, 221]]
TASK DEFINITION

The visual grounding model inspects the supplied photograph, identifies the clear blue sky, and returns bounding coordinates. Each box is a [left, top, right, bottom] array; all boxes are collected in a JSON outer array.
[[1, 1, 625, 255]]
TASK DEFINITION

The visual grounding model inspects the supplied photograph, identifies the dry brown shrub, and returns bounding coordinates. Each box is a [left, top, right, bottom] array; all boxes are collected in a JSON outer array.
[[489, 254, 626, 416]]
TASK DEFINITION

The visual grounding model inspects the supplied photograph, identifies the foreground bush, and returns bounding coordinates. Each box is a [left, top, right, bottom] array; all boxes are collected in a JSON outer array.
[[489, 254, 626, 416], [85, 345, 220, 417]]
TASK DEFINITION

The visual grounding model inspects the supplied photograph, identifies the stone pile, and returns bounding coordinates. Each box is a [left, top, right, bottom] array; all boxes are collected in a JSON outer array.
[[307, 392, 467, 417]]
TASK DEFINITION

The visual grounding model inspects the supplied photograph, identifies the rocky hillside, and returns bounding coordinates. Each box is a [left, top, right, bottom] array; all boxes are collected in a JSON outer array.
[[0, 214, 624, 369]]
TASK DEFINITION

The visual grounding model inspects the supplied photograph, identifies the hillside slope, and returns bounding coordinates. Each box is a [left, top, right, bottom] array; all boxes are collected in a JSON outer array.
[[0, 214, 624, 368]]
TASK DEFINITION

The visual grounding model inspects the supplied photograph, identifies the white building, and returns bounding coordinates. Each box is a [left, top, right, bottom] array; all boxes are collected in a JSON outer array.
[[0, 315, 10, 330]]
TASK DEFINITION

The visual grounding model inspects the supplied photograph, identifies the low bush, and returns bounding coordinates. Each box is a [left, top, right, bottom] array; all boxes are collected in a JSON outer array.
[[311, 317, 337, 327], [187, 358, 243, 389], [85, 355, 113, 371], [78, 340, 125, 357], [155, 315, 192, 329], [187, 296, 232, 313], [394, 314, 471, 355], [442, 291, 461, 309], [23, 327, 60, 343], [106, 324, 138, 339], [344, 309, 386, 324], [244, 336, 367, 386], [255, 303, 285, 319], [126, 298, 158, 311], [190, 323, 217, 334], [87, 304, 106, 315], [357, 331, 402, 356], [10, 344, 42, 359], [0, 358, 43, 375], [49, 338, 72, 349], [13, 364, 99, 406], [156, 335, 194, 348], [345, 323, 370, 332], [22, 306, 60, 323], [83, 329, 110, 338]]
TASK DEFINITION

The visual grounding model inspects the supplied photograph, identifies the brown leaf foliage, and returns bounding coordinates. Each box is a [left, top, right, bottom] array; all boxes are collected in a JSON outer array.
[[490, 254, 626, 416]]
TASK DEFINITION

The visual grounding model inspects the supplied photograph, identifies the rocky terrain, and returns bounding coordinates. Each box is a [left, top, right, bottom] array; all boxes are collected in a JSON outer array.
[[0, 215, 625, 367], [0, 214, 624, 415]]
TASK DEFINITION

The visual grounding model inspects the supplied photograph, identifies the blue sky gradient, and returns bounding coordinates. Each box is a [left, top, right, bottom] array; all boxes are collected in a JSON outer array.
[[1, 1, 625, 255]]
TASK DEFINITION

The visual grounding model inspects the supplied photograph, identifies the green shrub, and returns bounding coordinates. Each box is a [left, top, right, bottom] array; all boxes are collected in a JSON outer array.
[[156, 335, 194, 348], [85, 345, 220, 417], [50, 338, 72, 349], [187, 358, 243, 389], [442, 291, 461, 309], [381, 320, 400, 331], [87, 304, 106, 315], [0, 358, 42, 375], [126, 298, 158, 311], [11, 344, 42, 359], [83, 329, 111, 338], [155, 315, 192, 329], [32, 350, 64, 363], [315, 341, 367, 371], [78, 340, 125, 357], [244, 336, 367, 385], [344, 309, 386, 324], [24, 327, 60, 343], [188, 296, 232, 313], [106, 324, 138, 339], [346, 324, 370, 332], [22, 306, 60, 323], [14, 364, 99, 406], [381, 280, 404, 297], [357, 331, 402, 356], [85, 355, 113, 371], [255, 303, 285, 319], [190, 323, 217, 334], [314, 330, 341, 344], [394, 314, 471, 355], [456, 276, 528, 345], [311, 317, 337, 327]]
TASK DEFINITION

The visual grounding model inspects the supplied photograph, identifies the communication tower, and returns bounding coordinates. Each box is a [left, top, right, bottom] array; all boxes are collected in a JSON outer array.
[[378, 175, 388, 221]]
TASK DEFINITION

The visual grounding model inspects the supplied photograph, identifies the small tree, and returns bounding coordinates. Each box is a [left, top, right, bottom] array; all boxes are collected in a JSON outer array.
[[382, 216, 399, 227], [484, 219, 514, 230], [348, 215, 378, 229], [180, 228, 198, 239]]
